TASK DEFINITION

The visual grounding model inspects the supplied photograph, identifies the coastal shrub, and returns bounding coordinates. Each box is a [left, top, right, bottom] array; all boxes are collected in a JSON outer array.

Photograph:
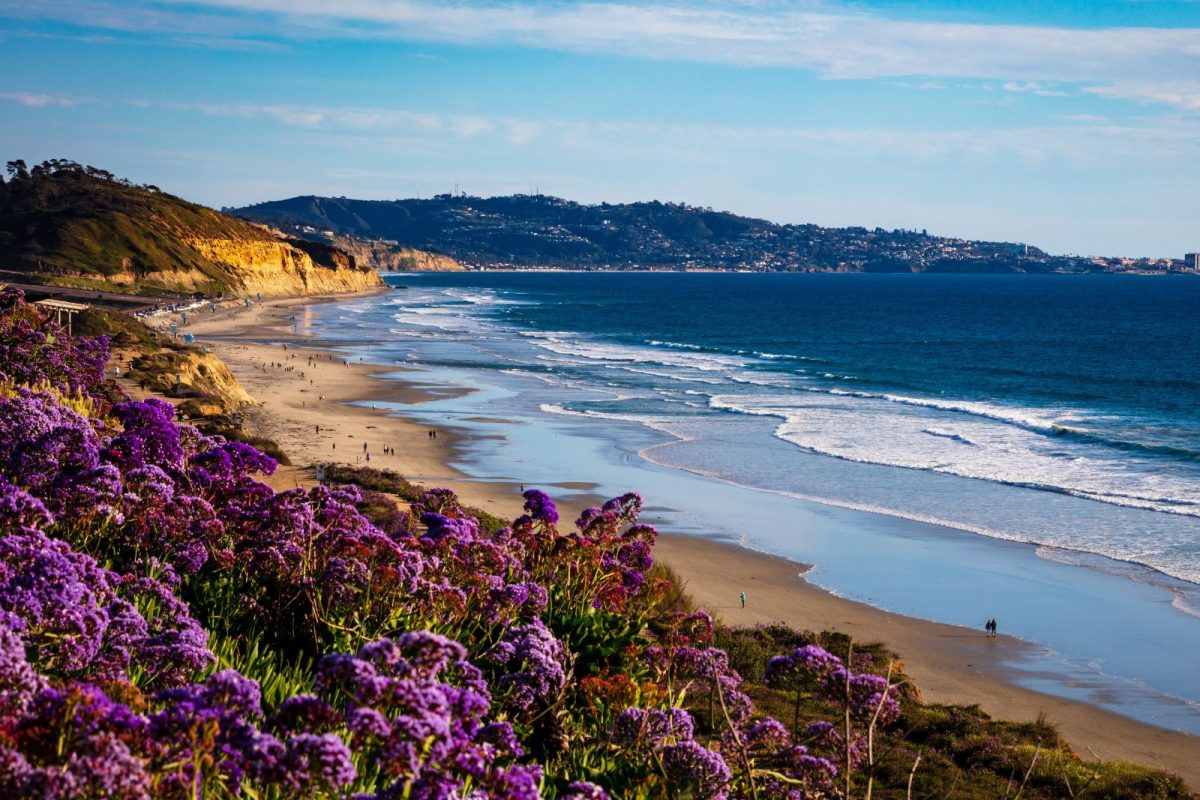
[[318, 462, 507, 533], [0, 287, 1191, 800]]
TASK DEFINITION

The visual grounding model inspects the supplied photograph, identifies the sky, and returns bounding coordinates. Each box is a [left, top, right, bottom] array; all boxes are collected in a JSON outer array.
[[1, 1, 1198, 257]]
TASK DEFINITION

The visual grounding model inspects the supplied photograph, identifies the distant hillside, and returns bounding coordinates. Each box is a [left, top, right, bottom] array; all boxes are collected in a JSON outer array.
[[231, 193, 1172, 273], [0, 159, 382, 296]]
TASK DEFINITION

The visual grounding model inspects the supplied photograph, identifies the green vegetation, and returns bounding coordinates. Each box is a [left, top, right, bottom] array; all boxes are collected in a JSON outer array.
[[319, 462, 508, 534], [74, 305, 164, 351], [232, 192, 1143, 273], [0, 158, 353, 292], [311, 465, 1192, 799]]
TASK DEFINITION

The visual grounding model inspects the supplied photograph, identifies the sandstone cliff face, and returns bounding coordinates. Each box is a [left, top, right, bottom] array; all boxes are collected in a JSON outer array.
[[334, 239, 465, 272], [131, 348, 255, 413], [183, 238, 383, 296], [174, 350, 256, 410]]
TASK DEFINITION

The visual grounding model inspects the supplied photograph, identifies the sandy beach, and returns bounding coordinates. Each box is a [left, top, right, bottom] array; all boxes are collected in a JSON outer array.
[[157, 294, 1200, 785]]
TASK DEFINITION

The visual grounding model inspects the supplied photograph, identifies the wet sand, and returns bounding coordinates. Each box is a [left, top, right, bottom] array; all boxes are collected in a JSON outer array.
[[169, 294, 1200, 785]]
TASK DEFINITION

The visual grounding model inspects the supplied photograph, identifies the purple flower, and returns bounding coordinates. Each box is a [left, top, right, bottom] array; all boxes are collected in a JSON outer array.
[[420, 511, 479, 542], [521, 489, 559, 526], [0, 528, 112, 672], [150, 670, 275, 795], [273, 732, 357, 794], [0, 477, 53, 531], [0, 622, 44, 714], [826, 669, 901, 726], [268, 694, 340, 735], [0, 289, 110, 394], [745, 717, 792, 752], [4, 682, 153, 799], [612, 706, 694, 750], [764, 644, 843, 690], [485, 619, 567, 714], [561, 781, 611, 800], [661, 740, 731, 800]]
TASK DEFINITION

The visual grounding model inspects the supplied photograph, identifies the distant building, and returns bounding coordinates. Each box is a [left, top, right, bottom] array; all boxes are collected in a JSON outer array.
[[1186, 252, 1200, 270]]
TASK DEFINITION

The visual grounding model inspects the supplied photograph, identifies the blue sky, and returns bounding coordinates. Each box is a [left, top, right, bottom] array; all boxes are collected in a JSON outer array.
[[1, 1, 1198, 257]]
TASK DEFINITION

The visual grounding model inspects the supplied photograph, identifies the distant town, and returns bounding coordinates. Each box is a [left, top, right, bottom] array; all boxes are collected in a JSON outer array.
[[234, 193, 1200, 275]]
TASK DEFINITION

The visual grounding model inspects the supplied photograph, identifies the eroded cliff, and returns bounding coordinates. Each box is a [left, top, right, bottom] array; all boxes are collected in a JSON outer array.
[[0, 160, 383, 297], [183, 237, 382, 296]]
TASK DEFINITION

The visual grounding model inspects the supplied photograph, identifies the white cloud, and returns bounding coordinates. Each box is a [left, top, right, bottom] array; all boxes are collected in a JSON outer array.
[[0, 91, 90, 108], [138, 97, 1200, 167], [8, 1, 1200, 90], [1002, 81, 1071, 97], [1084, 81, 1200, 112]]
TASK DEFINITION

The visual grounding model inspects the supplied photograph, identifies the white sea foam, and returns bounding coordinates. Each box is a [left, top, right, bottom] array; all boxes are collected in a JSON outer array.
[[729, 372, 796, 388], [533, 335, 747, 373], [371, 281, 1200, 602], [706, 391, 1200, 521]]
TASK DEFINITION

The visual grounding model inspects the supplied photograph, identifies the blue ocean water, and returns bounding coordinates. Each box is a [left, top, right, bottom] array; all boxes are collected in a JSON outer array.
[[308, 272, 1200, 731]]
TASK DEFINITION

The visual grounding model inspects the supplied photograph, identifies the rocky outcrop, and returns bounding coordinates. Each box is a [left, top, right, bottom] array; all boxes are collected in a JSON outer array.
[[131, 348, 255, 413]]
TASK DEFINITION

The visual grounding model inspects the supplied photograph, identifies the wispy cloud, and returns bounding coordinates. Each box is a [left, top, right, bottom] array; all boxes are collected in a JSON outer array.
[[0, 90, 90, 107], [1084, 81, 1200, 112], [131, 97, 1200, 166], [7, 1, 1199, 111], [1002, 81, 1070, 97]]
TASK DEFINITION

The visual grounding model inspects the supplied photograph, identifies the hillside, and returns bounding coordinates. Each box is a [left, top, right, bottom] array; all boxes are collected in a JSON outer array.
[[0, 159, 382, 296], [232, 193, 1182, 273]]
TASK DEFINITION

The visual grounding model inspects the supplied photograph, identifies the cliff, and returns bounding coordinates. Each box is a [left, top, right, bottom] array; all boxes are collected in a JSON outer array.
[[182, 237, 382, 296], [0, 159, 382, 297], [331, 238, 465, 272]]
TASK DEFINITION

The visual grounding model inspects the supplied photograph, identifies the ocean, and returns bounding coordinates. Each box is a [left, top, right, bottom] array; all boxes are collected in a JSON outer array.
[[311, 271, 1200, 732]]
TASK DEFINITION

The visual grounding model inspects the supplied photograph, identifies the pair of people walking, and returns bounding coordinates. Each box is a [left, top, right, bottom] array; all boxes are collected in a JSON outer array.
[[985, 618, 998, 637]]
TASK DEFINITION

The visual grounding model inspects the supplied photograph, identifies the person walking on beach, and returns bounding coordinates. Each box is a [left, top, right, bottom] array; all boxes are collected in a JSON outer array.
[[740, 591, 746, 609]]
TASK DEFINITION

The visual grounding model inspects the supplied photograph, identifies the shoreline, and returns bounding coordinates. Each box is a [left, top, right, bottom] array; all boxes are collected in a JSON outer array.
[[175, 293, 1200, 785]]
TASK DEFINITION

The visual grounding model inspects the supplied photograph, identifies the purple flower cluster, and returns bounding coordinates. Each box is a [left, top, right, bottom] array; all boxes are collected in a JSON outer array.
[[0, 669, 359, 799], [661, 740, 734, 800], [486, 618, 569, 715], [0, 514, 212, 688], [314, 632, 538, 799], [765, 643, 901, 726], [0, 289, 109, 396], [612, 706, 694, 749], [610, 705, 731, 799], [560, 781, 611, 800], [521, 488, 559, 527], [1, 682, 153, 799]]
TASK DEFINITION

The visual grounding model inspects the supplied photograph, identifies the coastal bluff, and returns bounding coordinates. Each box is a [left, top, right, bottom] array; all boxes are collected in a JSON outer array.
[[181, 235, 383, 296], [0, 158, 382, 297]]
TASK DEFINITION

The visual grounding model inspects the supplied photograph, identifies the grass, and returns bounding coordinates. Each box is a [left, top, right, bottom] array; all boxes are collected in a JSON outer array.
[[318, 463, 509, 535], [74, 306, 164, 351]]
